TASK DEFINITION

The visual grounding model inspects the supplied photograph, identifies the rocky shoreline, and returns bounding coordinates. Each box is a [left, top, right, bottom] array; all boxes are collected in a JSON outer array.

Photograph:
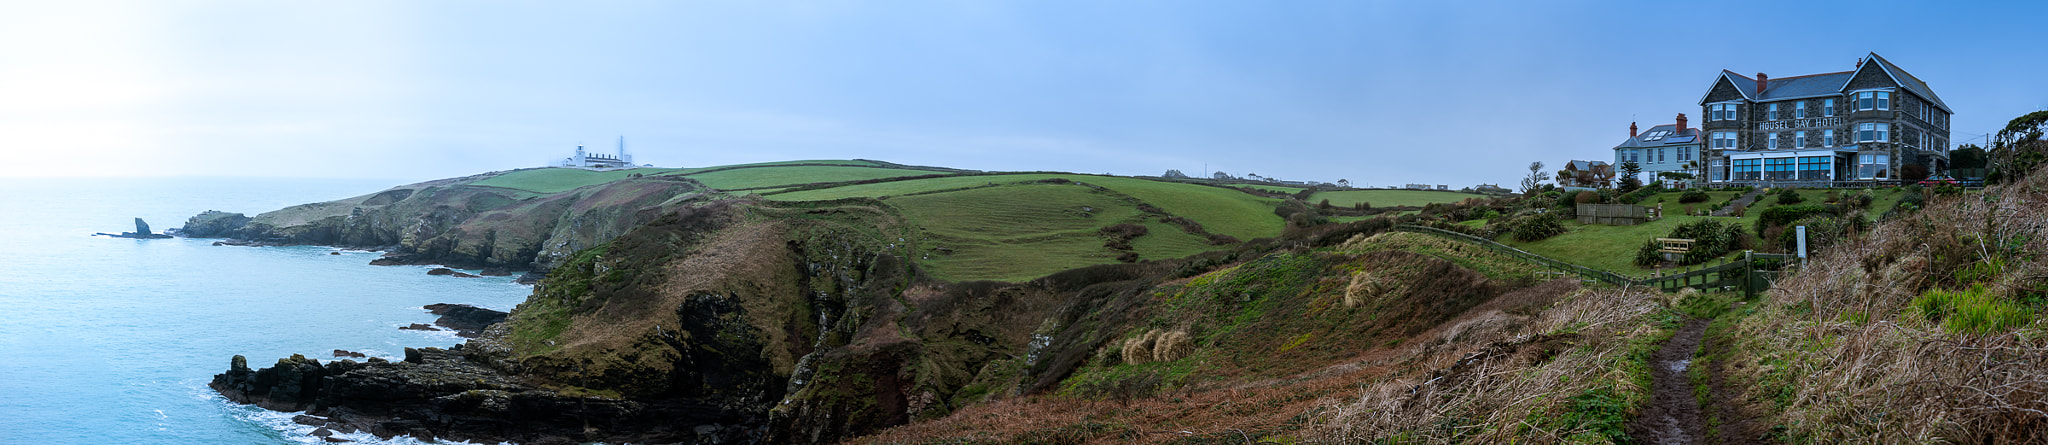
[[212, 305, 764, 444]]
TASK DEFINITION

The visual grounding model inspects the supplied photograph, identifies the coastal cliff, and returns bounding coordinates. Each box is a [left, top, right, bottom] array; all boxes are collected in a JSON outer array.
[[213, 197, 1174, 443], [180, 171, 706, 273]]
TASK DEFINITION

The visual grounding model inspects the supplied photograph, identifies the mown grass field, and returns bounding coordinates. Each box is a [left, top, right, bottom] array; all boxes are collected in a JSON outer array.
[[677, 165, 941, 190], [470, 168, 678, 194], [1308, 189, 1486, 208], [1505, 187, 1912, 275]]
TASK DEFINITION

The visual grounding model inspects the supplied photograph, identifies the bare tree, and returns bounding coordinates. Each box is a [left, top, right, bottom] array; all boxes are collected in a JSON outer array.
[[1521, 161, 1550, 195]]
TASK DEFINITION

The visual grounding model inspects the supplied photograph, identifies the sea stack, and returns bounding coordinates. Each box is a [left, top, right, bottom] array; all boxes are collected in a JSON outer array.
[[95, 218, 175, 239]]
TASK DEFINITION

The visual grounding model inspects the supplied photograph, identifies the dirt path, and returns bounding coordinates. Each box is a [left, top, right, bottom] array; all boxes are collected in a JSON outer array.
[[1629, 318, 1709, 444], [1710, 188, 1766, 217]]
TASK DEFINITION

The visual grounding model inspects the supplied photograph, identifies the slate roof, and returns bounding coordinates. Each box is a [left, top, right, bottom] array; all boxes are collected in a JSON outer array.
[[1703, 53, 1949, 113], [1866, 52, 1952, 113], [1613, 124, 1701, 150], [1568, 160, 1610, 171]]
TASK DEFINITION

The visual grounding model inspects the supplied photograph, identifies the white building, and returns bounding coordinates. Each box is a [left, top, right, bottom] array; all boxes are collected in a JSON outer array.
[[557, 137, 639, 169]]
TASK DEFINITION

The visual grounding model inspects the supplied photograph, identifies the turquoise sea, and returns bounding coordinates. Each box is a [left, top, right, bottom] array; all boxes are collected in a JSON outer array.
[[0, 178, 533, 444]]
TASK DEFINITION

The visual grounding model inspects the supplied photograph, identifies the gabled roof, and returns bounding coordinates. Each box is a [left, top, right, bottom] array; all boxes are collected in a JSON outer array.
[[1694, 53, 1948, 113], [1613, 124, 1701, 150], [1862, 52, 1952, 113], [1567, 160, 1610, 171]]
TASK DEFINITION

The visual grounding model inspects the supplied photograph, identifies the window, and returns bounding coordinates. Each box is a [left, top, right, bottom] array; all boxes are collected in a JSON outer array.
[[1733, 159, 1762, 181], [1710, 159, 1727, 182], [1799, 156, 1831, 180], [1768, 103, 1780, 120], [1795, 102, 1807, 119], [1855, 91, 1892, 111], [1824, 98, 1836, 117], [1858, 153, 1890, 179], [1765, 158, 1797, 180], [1709, 103, 1738, 121], [1795, 131, 1807, 148], [1768, 132, 1779, 150], [1711, 132, 1737, 149], [1857, 123, 1890, 142], [1824, 129, 1835, 147], [1657, 148, 1666, 163], [1679, 147, 1691, 162]]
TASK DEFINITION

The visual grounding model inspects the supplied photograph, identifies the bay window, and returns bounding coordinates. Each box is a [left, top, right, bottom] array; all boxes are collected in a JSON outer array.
[[1858, 153, 1890, 179], [1711, 132, 1736, 149], [1857, 123, 1890, 143], [1855, 91, 1892, 111]]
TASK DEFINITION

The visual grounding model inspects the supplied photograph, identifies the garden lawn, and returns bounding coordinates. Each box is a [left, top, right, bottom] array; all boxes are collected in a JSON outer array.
[[1501, 213, 1757, 276]]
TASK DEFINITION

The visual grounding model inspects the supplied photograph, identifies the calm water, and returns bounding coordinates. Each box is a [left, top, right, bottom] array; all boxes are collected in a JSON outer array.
[[0, 178, 533, 444]]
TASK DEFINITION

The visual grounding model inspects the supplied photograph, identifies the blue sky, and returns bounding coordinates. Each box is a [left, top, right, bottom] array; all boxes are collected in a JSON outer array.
[[3, 1, 2043, 187]]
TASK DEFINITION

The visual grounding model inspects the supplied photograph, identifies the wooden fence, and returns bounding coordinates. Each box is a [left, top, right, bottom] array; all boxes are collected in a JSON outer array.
[[1576, 204, 1650, 225], [1391, 225, 1798, 297]]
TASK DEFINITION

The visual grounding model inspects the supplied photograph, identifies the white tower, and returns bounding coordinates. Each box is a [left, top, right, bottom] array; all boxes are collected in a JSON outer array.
[[617, 136, 633, 165]]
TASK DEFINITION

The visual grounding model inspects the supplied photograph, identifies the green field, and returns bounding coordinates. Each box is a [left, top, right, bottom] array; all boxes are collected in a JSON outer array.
[[888, 183, 1213, 282], [678, 165, 942, 190], [1308, 189, 1485, 208], [470, 168, 678, 194], [769, 174, 1284, 241], [657, 159, 883, 176]]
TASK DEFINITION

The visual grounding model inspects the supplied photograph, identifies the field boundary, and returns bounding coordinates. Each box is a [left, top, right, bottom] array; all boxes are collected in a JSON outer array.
[[1391, 225, 1795, 295]]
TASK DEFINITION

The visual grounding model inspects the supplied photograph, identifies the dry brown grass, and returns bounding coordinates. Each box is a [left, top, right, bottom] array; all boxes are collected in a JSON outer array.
[[1310, 286, 1664, 443], [852, 277, 1594, 444], [1713, 168, 2048, 442]]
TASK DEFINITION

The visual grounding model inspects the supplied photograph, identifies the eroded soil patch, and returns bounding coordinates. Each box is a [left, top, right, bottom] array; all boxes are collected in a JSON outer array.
[[1630, 318, 1708, 444]]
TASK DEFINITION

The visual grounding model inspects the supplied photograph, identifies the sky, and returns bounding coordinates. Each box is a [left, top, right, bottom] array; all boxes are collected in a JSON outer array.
[[2, 1, 2044, 187]]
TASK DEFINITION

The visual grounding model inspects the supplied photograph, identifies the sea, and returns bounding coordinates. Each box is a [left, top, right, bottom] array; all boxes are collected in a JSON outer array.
[[0, 177, 534, 444]]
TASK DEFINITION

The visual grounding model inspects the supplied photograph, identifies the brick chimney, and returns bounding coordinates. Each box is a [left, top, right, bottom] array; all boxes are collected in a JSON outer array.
[[1676, 113, 1688, 132], [1630, 122, 1638, 138], [1756, 73, 1768, 95]]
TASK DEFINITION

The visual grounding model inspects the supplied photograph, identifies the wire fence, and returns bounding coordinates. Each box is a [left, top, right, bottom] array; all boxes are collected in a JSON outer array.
[[1391, 225, 1799, 296]]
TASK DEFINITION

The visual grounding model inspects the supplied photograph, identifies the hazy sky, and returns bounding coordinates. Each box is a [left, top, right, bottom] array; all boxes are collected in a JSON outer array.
[[3, 1, 2044, 187]]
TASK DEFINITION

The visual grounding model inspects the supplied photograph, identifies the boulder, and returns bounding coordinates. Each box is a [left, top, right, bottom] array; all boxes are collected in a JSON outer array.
[[399, 323, 439, 332], [94, 217, 175, 239], [332, 350, 367, 358]]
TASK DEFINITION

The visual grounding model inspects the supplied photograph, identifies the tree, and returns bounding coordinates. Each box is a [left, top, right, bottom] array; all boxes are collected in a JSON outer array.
[[1952, 144, 1987, 170], [1336, 179, 1351, 188], [1617, 161, 1643, 192], [1212, 171, 1233, 180], [1991, 111, 2048, 183], [1556, 169, 1576, 186], [1162, 169, 1190, 179], [1520, 161, 1550, 195]]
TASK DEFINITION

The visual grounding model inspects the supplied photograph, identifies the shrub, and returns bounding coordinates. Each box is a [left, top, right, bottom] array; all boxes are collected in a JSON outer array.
[[1634, 239, 1663, 267], [1755, 204, 1835, 237], [1511, 213, 1568, 242], [1678, 189, 1710, 204], [1574, 191, 1600, 204], [1666, 219, 1743, 265], [1934, 184, 1962, 197], [1776, 189, 1805, 205], [1844, 191, 1874, 210]]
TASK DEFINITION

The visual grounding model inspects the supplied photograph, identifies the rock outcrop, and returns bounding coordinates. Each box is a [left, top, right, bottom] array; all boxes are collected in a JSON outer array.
[[422, 303, 506, 338], [94, 217, 174, 239]]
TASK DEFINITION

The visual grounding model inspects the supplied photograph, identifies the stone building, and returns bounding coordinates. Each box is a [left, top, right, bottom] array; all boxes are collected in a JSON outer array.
[[1697, 52, 1951, 184], [1612, 114, 1703, 185]]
